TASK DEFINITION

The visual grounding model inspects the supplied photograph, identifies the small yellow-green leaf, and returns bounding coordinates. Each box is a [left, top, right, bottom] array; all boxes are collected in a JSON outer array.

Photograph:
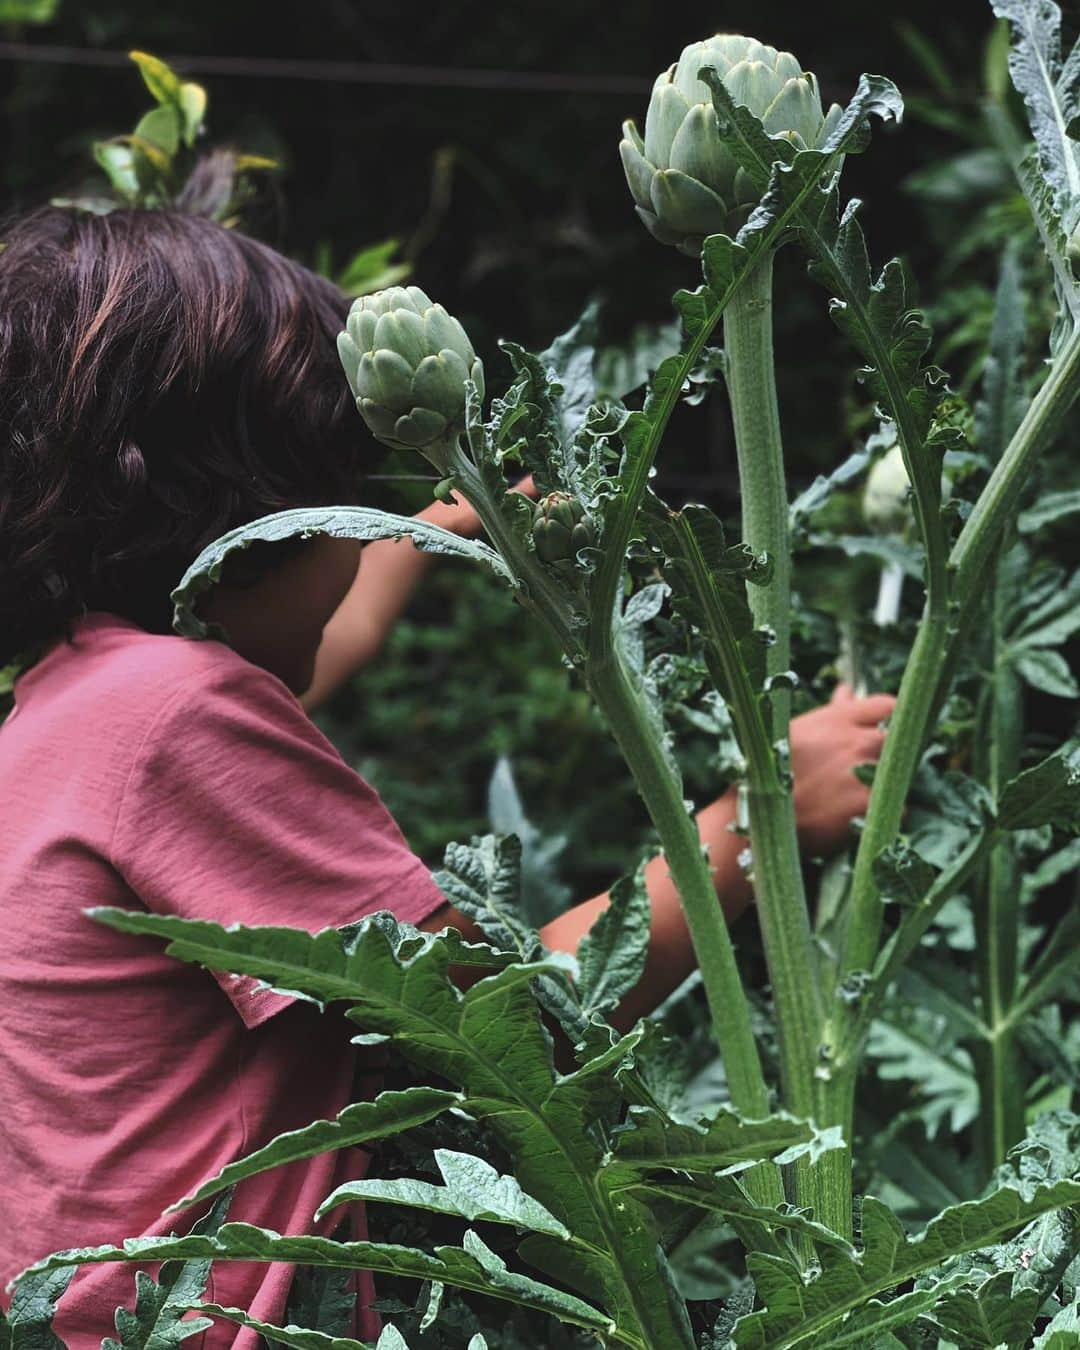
[[178, 81, 208, 145], [129, 50, 183, 106]]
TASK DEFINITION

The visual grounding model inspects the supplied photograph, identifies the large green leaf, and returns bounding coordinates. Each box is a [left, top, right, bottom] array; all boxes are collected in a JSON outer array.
[[14, 1227, 614, 1340], [173, 1305, 370, 1350], [171, 508, 516, 640], [730, 1179, 1080, 1348], [165, 1087, 462, 1214], [1035, 1301, 1080, 1347], [87, 908, 692, 1349]]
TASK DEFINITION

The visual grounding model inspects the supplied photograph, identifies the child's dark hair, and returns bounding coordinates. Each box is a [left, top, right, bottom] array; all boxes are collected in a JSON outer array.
[[0, 204, 367, 665]]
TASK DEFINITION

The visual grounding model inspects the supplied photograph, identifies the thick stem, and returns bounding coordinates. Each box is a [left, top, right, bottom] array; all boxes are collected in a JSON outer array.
[[817, 314, 1080, 1236], [669, 510, 827, 1225], [723, 253, 792, 730], [973, 572, 1026, 1170], [670, 512, 822, 1129], [843, 322, 1080, 984], [587, 659, 777, 1129]]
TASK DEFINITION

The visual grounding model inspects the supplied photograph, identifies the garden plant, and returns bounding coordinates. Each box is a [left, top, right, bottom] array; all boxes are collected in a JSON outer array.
[[7, 3, 1080, 1346]]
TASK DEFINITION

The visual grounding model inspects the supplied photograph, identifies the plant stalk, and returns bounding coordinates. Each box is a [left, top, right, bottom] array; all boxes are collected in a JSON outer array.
[[972, 562, 1026, 1170], [448, 442, 781, 1207], [722, 252, 793, 731], [817, 317, 1080, 1236], [587, 653, 783, 1209], [670, 511, 822, 1131]]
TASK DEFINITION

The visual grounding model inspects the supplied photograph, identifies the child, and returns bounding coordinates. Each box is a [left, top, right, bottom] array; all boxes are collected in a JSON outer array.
[[0, 204, 895, 1347]]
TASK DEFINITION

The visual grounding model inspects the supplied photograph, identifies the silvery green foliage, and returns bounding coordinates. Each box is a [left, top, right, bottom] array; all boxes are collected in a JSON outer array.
[[620, 34, 843, 254], [991, 0, 1080, 346], [337, 285, 485, 471]]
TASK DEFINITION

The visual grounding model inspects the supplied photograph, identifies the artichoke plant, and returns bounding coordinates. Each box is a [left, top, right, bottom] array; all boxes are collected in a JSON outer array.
[[532, 492, 594, 564], [620, 34, 843, 254], [338, 286, 484, 472]]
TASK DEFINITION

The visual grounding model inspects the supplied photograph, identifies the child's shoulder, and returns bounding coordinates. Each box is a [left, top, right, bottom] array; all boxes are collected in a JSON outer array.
[[12, 610, 267, 728]]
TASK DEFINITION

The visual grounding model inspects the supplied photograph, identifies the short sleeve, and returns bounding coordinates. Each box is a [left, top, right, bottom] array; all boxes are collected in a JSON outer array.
[[110, 655, 447, 1028]]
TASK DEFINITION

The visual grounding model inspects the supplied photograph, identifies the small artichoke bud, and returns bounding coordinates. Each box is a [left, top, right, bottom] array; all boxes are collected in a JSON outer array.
[[532, 492, 595, 564], [863, 445, 911, 535], [620, 33, 842, 256], [337, 285, 484, 473]]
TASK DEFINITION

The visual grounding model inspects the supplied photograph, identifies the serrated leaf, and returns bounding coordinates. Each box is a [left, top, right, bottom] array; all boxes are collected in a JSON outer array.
[[1035, 1299, 1080, 1347], [927, 1267, 1040, 1346], [789, 448, 872, 539], [17, 1228, 613, 1338], [998, 741, 1080, 830], [165, 1087, 462, 1213], [990, 1, 1080, 228], [575, 863, 650, 1019], [731, 1180, 1080, 1348], [172, 508, 516, 640], [433, 834, 539, 961], [317, 1148, 570, 1240], [102, 1192, 231, 1350], [873, 845, 939, 910], [867, 1016, 979, 1138], [86, 909, 691, 1348], [607, 1106, 819, 1178], [0, 1265, 77, 1350]]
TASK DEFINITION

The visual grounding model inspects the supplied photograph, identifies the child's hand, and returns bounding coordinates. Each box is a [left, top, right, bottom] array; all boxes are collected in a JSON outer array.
[[790, 684, 897, 856], [424, 474, 539, 539]]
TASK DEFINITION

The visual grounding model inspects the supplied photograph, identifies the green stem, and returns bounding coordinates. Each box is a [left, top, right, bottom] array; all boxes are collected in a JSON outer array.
[[449, 450, 581, 659], [843, 322, 1080, 984], [816, 316, 1080, 1234], [973, 569, 1026, 1171], [587, 656, 781, 1192], [670, 511, 822, 1129], [447, 443, 781, 1210], [723, 253, 792, 730]]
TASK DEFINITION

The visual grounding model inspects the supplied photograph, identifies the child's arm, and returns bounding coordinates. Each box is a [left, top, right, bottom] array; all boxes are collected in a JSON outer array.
[[421, 686, 895, 1028], [300, 477, 537, 711]]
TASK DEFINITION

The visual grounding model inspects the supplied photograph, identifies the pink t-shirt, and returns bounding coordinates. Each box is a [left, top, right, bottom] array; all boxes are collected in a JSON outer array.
[[0, 612, 447, 1347]]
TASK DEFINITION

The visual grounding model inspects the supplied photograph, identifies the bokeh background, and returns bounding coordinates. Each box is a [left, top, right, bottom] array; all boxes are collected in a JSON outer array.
[[0, 0, 1027, 895]]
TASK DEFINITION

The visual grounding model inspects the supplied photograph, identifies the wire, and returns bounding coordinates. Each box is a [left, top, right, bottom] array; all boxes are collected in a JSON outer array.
[[0, 41, 653, 95]]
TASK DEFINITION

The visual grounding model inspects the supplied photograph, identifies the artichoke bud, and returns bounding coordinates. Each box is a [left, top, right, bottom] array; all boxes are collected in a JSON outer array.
[[620, 33, 843, 256], [863, 445, 911, 535], [338, 285, 485, 473], [532, 492, 595, 564]]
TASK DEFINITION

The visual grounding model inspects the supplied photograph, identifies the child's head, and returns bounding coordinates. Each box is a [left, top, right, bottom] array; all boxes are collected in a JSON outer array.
[[0, 204, 368, 666]]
